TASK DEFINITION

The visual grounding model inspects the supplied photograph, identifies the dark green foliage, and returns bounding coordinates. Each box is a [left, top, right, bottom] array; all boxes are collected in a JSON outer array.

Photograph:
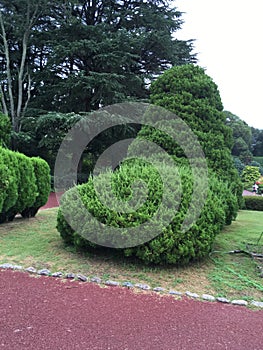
[[253, 156, 263, 167], [0, 0, 195, 125], [239, 150, 253, 165], [252, 129, 263, 156], [243, 196, 263, 211], [57, 160, 232, 265], [12, 112, 81, 173], [233, 157, 245, 175], [29, 0, 195, 113], [224, 111, 253, 159], [21, 157, 51, 218], [15, 111, 138, 176], [216, 112, 263, 167], [0, 113, 11, 147]]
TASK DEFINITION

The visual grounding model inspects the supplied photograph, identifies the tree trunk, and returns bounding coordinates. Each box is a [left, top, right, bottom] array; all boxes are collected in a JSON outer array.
[[0, 11, 15, 128], [0, 0, 39, 132]]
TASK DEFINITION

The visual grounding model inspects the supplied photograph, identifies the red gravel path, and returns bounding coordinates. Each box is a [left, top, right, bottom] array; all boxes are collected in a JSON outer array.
[[40, 190, 260, 210], [0, 270, 262, 350], [40, 192, 61, 210], [40, 190, 261, 211]]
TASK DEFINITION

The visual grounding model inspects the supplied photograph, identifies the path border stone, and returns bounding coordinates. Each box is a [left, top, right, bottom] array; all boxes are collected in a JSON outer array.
[[0, 262, 262, 309]]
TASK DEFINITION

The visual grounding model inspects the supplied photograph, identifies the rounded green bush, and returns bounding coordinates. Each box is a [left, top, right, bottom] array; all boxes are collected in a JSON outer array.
[[57, 160, 228, 265], [6, 152, 37, 220], [0, 149, 38, 221], [0, 147, 19, 222], [0, 159, 11, 212], [21, 157, 51, 218], [0, 148, 50, 222]]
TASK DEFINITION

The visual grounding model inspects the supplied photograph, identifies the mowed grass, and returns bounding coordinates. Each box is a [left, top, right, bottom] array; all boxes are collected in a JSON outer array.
[[0, 208, 262, 301]]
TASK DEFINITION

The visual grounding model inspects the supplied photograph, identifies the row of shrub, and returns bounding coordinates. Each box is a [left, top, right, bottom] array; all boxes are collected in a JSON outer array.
[[243, 196, 263, 211], [0, 147, 50, 223]]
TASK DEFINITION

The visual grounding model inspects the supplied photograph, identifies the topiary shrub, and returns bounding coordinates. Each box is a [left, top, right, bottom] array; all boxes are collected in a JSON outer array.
[[0, 147, 19, 223], [0, 159, 11, 212], [57, 159, 228, 265], [21, 157, 51, 218], [243, 196, 263, 211], [56, 65, 243, 265], [0, 148, 50, 222], [5, 152, 37, 221]]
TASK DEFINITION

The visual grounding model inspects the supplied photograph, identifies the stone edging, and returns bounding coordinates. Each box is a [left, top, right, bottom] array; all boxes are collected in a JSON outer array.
[[1, 263, 262, 309]]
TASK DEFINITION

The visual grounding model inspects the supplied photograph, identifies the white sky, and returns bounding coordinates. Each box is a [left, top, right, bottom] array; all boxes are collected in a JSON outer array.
[[175, 0, 263, 130]]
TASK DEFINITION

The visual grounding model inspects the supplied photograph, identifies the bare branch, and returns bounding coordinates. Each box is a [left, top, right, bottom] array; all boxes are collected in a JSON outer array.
[[17, 0, 40, 123], [21, 72, 32, 123], [0, 10, 15, 128]]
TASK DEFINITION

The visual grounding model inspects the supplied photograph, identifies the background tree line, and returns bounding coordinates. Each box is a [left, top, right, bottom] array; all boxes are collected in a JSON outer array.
[[224, 111, 263, 175]]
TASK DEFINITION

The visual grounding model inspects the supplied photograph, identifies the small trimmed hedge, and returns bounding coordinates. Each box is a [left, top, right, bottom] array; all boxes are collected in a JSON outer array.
[[0, 158, 12, 212], [21, 157, 51, 218], [0, 147, 51, 222], [57, 159, 235, 265], [243, 196, 263, 211], [0, 148, 19, 222]]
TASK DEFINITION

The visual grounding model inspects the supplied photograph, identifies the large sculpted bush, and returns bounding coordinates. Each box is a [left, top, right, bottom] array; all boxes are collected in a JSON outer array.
[[56, 64, 242, 265], [57, 160, 229, 264], [0, 148, 19, 222]]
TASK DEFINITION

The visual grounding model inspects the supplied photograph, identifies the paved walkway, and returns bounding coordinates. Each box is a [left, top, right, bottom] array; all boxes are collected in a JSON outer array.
[[0, 269, 263, 350], [40, 192, 60, 210], [242, 189, 261, 196]]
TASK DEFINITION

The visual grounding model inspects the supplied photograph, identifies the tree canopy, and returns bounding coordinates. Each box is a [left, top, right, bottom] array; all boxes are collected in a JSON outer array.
[[252, 128, 263, 156], [0, 0, 196, 133], [224, 111, 253, 159]]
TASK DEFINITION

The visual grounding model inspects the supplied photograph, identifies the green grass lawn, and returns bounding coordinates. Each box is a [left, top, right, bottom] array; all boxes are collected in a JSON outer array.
[[0, 208, 262, 301]]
